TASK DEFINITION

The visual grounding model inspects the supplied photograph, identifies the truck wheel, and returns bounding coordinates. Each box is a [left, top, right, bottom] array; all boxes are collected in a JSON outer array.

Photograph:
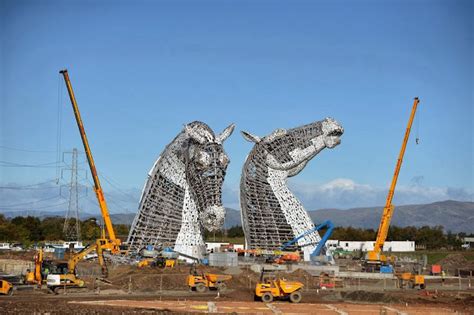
[[262, 292, 273, 303], [409, 282, 415, 289], [289, 291, 302, 303], [196, 283, 207, 293], [420, 284, 426, 289], [7, 288, 13, 296]]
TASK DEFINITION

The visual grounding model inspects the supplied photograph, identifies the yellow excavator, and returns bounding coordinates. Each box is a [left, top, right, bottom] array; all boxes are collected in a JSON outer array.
[[25, 248, 43, 285], [365, 97, 420, 273], [46, 69, 122, 293]]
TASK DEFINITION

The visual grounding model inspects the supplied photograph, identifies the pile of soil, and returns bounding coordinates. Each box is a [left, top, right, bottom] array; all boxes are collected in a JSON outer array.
[[0, 250, 36, 261], [437, 254, 474, 274], [341, 290, 401, 304]]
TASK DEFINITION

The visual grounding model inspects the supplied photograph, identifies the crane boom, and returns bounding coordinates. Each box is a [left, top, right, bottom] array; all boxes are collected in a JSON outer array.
[[59, 69, 120, 249], [367, 97, 420, 262]]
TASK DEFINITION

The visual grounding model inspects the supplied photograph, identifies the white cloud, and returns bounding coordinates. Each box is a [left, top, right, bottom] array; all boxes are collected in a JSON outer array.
[[2, 178, 472, 214], [288, 178, 473, 210], [221, 177, 473, 210]]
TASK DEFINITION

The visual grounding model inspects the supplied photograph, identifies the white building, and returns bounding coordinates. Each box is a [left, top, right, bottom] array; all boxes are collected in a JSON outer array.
[[205, 242, 244, 253], [0, 243, 10, 250], [462, 237, 474, 249], [329, 240, 415, 252]]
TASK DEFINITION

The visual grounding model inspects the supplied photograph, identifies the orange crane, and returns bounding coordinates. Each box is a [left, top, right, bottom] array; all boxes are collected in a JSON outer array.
[[365, 97, 420, 271], [46, 70, 121, 292]]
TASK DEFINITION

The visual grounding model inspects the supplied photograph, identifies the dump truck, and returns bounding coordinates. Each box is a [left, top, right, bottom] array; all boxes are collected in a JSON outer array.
[[397, 272, 426, 289], [255, 270, 303, 303], [187, 269, 232, 292], [0, 280, 13, 296]]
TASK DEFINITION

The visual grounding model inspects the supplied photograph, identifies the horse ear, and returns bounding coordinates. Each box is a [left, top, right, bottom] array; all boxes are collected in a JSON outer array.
[[184, 124, 206, 144], [215, 123, 235, 143], [241, 131, 261, 143]]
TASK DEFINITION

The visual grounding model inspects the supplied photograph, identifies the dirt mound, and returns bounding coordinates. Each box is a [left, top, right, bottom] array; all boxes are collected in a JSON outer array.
[[342, 290, 401, 303], [437, 254, 474, 274]]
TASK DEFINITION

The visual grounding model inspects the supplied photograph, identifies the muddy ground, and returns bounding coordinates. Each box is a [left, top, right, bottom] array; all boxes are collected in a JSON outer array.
[[1, 287, 473, 314], [1, 253, 474, 314]]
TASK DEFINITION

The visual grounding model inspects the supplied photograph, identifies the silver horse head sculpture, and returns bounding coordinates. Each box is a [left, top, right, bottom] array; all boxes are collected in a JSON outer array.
[[127, 121, 235, 259], [240, 118, 343, 260]]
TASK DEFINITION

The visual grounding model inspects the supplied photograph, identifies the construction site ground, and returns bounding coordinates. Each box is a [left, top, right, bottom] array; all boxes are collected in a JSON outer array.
[[1, 260, 474, 314]]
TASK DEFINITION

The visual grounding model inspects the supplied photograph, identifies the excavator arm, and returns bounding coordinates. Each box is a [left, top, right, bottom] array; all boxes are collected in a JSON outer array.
[[68, 239, 109, 276]]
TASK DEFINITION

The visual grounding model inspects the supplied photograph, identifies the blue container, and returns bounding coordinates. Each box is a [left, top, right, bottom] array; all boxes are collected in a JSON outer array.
[[54, 248, 66, 260], [380, 265, 393, 273]]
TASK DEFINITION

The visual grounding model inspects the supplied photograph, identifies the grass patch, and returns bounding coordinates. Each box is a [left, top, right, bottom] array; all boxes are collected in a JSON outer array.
[[391, 251, 451, 264], [205, 236, 245, 244], [463, 252, 474, 261], [426, 252, 449, 264]]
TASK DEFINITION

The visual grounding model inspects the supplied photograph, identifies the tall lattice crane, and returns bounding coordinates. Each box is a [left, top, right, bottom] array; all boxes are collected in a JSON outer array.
[[46, 70, 123, 292], [366, 97, 420, 269]]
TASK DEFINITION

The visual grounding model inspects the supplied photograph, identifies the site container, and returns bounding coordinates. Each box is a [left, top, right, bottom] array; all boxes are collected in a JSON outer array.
[[209, 252, 238, 267], [431, 264, 442, 274]]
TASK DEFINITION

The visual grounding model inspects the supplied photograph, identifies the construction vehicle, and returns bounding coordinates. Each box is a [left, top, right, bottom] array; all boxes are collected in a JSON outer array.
[[25, 248, 44, 285], [46, 69, 122, 292], [273, 252, 300, 264], [279, 220, 335, 264], [396, 272, 426, 289], [187, 267, 232, 292], [0, 280, 13, 296], [138, 257, 176, 268], [255, 269, 303, 303], [365, 97, 420, 272], [317, 272, 343, 289]]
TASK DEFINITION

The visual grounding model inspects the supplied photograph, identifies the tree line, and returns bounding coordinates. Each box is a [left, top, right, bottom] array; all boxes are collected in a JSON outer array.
[[208, 225, 471, 250], [0, 214, 129, 246], [0, 214, 470, 250]]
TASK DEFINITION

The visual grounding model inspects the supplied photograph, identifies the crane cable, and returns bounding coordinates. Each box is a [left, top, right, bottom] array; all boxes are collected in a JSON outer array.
[[415, 104, 421, 145], [56, 73, 63, 184]]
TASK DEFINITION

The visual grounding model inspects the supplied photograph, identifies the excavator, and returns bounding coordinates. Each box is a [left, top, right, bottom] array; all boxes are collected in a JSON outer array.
[[46, 69, 122, 293], [277, 220, 335, 265], [365, 97, 420, 273], [25, 248, 43, 285]]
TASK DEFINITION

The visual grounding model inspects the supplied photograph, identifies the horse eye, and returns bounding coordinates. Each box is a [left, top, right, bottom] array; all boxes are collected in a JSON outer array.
[[219, 153, 229, 166], [196, 151, 211, 166]]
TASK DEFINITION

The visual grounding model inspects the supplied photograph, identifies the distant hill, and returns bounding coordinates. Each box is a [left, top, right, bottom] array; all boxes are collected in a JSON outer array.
[[308, 200, 474, 233], [224, 200, 474, 233], [2, 200, 473, 233]]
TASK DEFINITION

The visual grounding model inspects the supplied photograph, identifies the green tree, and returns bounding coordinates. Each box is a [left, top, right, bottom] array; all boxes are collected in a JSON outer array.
[[80, 218, 101, 241], [40, 217, 64, 240]]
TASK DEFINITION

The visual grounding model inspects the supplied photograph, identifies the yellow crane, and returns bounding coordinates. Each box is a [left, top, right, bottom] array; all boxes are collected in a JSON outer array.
[[366, 97, 420, 270], [46, 69, 121, 292]]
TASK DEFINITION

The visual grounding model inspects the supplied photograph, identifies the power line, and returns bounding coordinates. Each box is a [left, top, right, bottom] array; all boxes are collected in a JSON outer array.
[[0, 145, 56, 153], [0, 179, 57, 189], [0, 195, 61, 208], [0, 185, 59, 191], [0, 160, 63, 168], [1, 195, 87, 211], [100, 173, 138, 202]]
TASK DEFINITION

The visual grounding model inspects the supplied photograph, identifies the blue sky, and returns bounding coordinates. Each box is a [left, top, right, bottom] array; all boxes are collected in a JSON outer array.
[[0, 0, 472, 213]]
